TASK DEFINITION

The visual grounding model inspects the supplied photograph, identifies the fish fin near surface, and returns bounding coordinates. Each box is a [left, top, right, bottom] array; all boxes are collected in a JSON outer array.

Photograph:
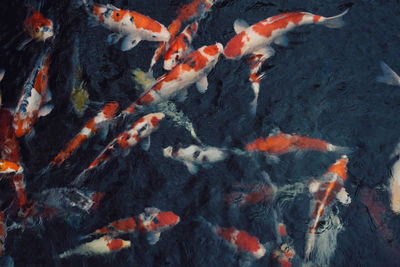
[[233, 19, 249, 34], [147, 231, 161, 245], [273, 35, 289, 47], [326, 144, 354, 155], [376, 61, 400, 86], [196, 76, 208, 94], [121, 35, 141, 51], [16, 39, 33, 51], [320, 9, 349, 29], [140, 136, 151, 151], [336, 187, 351, 205], [45, 88, 52, 103], [252, 46, 275, 61], [249, 80, 259, 116], [144, 207, 161, 213], [184, 161, 198, 174], [107, 33, 123, 45], [38, 104, 54, 117]]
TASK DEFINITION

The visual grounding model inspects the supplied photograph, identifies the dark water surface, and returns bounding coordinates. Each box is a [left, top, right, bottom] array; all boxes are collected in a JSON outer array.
[[1, 0, 400, 266]]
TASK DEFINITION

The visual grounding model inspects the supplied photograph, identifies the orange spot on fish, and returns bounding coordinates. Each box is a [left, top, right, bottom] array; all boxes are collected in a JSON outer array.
[[224, 31, 247, 59], [235, 230, 262, 253], [137, 92, 155, 105], [326, 157, 348, 181], [150, 116, 161, 127], [130, 11, 162, 33], [253, 12, 305, 38], [102, 102, 119, 119], [291, 136, 329, 152], [112, 10, 129, 22], [313, 15, 322, 22], [278, 223, 286, 237], [157, 212, 179, 228], [93, 5, 104, 23], [107, 238, 124, 251], [111, 218, 137, 232], [204, 45, 219, 56]]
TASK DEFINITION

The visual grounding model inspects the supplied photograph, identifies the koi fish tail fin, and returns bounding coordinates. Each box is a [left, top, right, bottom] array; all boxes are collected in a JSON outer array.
[[304, 230, 316, 261], [320, 9, 349, 29], [376, 61, 400, 86], [0, 69, 4, 82], [71, 170, 89, 187], [326, 144, 354, 155]]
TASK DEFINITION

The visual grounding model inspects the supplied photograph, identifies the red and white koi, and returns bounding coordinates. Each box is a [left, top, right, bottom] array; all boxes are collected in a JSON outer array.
[[149, 0, 215, 69], [124, 43, 223, 115], [72, 113, 164, 186], [245, 129, 350, 158], [59, 235, 130, 258], [13, 48, 53, 138], [224, 172, 277, 206], [163, 144, 228, 174], [215, 226, 266, 259], [305, 156, 350, 259], [19, 9, 54, 50], [224, 9, 348, 113], [92, 207, 180, 245], [163, 22, 199, 70], [51, 101, 119, 166], [0, 160, 23, 175], [82, 1, 169, 51], [376, 61, 400, 86]]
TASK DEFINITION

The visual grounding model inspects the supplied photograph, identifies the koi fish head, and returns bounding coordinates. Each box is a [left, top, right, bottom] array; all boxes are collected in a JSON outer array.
[[24, 10, 54, 42], [162, 145, 179, 159], [163, 22, 199, 70], [138, 207, 180, 232], [128, 11, 170, 42], [223, 30, 251, 60], [13, 113, 32, 138], [326, 155, 348, 181], [0, 160, 23, 175]]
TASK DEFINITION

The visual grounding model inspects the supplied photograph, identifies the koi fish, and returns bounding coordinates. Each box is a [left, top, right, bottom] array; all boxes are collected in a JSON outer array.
[[0, 108, 27, 208], [19, 9, 54, 50], [91, 207, 180, 245], [51, 101, 119, 166], [13, 48, 53, 138], [376, 61, 400, 86], [124, 43, 223, 115], [224, 172, 277, 206], [305, 156, 350, 260], [163, 144, 228, 174], [163, 22, 198, 70], [82, 0, 169, 51], [245, 129, 350, 159], [224, 9, 348, 113], [0, 160, 22, 175], [59, 236, 130, 258], [149, 0, 215, 69], [224, 9, 349, 60], [72, 113, 164, 186], [389, 157, 400, 214], [215, 226, 266, 260]]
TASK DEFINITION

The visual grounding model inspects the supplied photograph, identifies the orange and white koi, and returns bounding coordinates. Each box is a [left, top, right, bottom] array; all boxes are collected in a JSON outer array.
[[92, 207, 180, 245], [149, 0, 215, 69], [305, 156, 350, 259], [0, 160, 22, 175], [51, 101, 119, 166], [245, 129, 349, 157], [13, 48, 53, 138], [163, 144, 228, 174], [72, 113, 164, 186], [215, 226, 266, 259], [224, 172, 277, 206], [19, 9, 54, 50], [124, 43, 223, 115], [82, 0, 169, 51], [0, 108, 27, 208], [224, 10, 348, 113], [59, 235, 130, 258], [376, 61, 400, 86], [224, 9, 349, 60], [163, 22, 199, 70]]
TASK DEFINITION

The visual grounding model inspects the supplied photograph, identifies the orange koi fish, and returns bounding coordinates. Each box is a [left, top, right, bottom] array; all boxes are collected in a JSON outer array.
[[72, 113, 164, 186], [19, 9, 54, 50], [59, 235, 130, 258], [13, 48, 53, 138], [305, 156, 350, 259], [163, 22, 198, 70], [224, 172, 276, 206], [0, 108, 27, 208], [82, 1, 169, 51], [149, 0, 215, 69], [0, 160, 23, 175], [224, 10, 348, 113], [124, 43, 223, 115], [92, 207, 180, 245], [246, 129, 349, 157], [215, 226, 266, 259], [51, 101, 119, 166]]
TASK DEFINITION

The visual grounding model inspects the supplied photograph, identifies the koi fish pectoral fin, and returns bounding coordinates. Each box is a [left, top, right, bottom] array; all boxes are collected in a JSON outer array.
[[38, 104, 54, 117], [121, 35, 141, 51], [252, 46, 275, 61], [140, 136, 151, 151], [107, 33, 123, 45], [273, 35, 288, 47], [45, 88, 52, 103], [376, 61, 400, 86], [196, 76, 208, 94], [233, 19, 249, 34], [336, 187, 351, 205], [147, 231, 161, 245], [184, 161, 198, 174]]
